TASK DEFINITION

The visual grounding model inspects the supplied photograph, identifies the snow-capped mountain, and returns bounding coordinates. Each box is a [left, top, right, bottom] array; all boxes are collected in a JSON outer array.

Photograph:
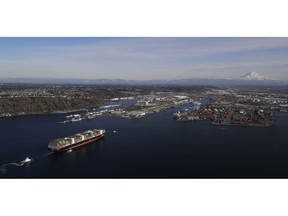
[[240, 72, 270, 80]]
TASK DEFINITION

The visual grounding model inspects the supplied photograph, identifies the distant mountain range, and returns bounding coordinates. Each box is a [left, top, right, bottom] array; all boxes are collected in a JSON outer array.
[[0, 72, 287, 87], [240, 71, 271, 81]]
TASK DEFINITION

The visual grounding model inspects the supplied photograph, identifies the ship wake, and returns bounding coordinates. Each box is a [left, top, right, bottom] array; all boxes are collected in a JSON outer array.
[[0, 162, 24, 174], [0, 151, 55, 174], [32, 152, 54, 160]]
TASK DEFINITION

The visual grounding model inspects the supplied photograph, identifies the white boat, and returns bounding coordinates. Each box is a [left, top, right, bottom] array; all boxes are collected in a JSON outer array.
[[20, 156, 31, 164], [193, 101, 202, 106], [71, 117, 82, 122], [71, 114, 82, 122]]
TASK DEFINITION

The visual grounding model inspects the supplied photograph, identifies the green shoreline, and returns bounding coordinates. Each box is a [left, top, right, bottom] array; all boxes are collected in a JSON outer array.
[[0, 108, 89, 118]]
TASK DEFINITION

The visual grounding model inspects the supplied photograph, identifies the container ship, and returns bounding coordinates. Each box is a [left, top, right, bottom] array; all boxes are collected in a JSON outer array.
[[48, 129, 105, 152]]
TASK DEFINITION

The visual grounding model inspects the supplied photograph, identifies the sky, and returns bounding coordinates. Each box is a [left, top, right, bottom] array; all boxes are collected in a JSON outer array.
[[0, 37, 288, 80]]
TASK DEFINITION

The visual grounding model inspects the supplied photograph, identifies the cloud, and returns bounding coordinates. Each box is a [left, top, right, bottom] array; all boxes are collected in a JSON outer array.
[[27, 37, 288, 60], [0, 38, 288, 80]]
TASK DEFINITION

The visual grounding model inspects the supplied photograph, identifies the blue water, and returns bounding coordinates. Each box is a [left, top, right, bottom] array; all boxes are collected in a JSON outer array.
[[1, 106, 288, 178]]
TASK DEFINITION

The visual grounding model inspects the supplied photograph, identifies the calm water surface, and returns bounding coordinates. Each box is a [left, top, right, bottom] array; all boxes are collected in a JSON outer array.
[[1, 106, 288, 178]]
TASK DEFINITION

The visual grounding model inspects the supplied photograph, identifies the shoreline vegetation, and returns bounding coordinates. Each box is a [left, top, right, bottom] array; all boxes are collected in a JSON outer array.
[[0, 109, 89, 118], [0, 84, 151, 118], [0, 96, 103, 117], [0, 84, 173, 118]]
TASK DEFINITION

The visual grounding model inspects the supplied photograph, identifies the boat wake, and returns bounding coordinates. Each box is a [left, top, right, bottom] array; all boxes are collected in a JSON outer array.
[[32, 152, 54, 160], [0, 162, 23, 174], [0, 152, 54, 175]]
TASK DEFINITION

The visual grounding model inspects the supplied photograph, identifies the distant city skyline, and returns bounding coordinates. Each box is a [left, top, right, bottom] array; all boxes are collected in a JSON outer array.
[[0, 37, 288, 80]]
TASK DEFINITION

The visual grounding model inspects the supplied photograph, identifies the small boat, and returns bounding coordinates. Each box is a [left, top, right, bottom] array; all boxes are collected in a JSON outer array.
[[20, 156, 31, 164], [70, 114, 82, 122], [59, 120, 70, 124]]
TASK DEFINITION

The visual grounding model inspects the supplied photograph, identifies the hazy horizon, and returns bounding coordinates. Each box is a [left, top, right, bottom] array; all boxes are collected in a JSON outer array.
[[1, 37, 288, 81]]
